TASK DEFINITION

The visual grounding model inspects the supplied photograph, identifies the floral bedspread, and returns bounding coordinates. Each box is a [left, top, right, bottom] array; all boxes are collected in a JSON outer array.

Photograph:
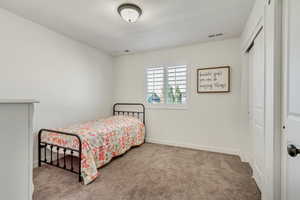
[[41, 115, 145, 184]]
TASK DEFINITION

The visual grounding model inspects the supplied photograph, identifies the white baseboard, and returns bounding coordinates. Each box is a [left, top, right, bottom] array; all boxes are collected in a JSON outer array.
[[33, 154, 52, 168], [239, 151, 251, 163], [245, 155, 263, 193], [33, 160, 39, 168], [252, 163, 264, 192], [146, 138, 241, 157]]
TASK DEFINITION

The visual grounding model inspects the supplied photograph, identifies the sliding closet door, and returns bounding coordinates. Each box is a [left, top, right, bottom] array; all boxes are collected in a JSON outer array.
[[249, 29, 265, 190], [248, 41, 254, 164]]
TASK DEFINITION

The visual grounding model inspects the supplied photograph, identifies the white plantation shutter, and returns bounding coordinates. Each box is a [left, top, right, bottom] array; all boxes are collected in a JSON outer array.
[[146, 67, 165, 103], [146, 65, 187, 105], [167, 65, 187, 104]]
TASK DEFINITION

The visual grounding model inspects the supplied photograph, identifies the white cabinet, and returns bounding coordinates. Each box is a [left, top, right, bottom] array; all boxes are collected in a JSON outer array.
[[0, 100, 38, 200]]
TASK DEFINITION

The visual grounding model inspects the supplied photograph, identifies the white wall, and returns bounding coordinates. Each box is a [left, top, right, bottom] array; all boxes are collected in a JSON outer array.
[[0, 8, 113, 164], [113, 38, 243, 155]]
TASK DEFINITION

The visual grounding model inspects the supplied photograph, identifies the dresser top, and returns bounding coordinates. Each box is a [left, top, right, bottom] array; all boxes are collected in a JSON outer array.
[[0, 99, 39, 104]]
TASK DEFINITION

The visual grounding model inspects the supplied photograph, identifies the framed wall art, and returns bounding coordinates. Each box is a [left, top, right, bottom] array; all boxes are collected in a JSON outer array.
[[197, 66, 230, 93]]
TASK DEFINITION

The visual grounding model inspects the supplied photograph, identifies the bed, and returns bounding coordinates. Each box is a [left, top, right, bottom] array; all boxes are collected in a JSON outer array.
[[38, 103, 145, 185]]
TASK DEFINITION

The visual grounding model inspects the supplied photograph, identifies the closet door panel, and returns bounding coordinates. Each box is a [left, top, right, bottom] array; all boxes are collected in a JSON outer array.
[[249, 29, 265, 190]]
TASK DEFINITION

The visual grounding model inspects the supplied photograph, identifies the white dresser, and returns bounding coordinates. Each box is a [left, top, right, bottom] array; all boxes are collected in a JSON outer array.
[[0, 99, 38, 200]]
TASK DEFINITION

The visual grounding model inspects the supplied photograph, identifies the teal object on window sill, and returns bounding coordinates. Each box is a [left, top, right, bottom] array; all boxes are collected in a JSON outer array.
[[147, 93, 161, 103]]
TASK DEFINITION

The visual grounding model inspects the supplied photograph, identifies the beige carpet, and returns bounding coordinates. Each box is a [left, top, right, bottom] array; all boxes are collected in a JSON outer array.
[[33, 143, 260, 200]]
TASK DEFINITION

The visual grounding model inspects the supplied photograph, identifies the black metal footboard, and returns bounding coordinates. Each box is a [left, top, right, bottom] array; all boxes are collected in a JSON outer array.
[[38, 129, 82, 182]]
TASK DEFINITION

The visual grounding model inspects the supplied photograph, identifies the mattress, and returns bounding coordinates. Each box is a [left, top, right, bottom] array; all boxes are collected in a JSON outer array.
[[41, 115, 145, 184]]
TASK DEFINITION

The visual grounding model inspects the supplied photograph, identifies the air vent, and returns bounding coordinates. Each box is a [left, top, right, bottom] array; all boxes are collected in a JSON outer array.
[[208, 33, 224, 38]]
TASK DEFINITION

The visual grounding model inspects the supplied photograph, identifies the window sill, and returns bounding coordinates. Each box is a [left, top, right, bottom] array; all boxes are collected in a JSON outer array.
[[146, 104, 188, 110]]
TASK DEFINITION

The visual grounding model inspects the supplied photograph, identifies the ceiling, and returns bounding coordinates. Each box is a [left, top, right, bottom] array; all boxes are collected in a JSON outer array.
[[0, 0, 254, 56]]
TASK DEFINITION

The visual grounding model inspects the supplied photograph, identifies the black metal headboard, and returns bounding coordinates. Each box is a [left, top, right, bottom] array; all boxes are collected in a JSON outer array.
[[113, 103, 145, 124]]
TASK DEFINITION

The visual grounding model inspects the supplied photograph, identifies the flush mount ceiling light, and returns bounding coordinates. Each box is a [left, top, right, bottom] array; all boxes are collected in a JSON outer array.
[[118, 3, 142, 23]]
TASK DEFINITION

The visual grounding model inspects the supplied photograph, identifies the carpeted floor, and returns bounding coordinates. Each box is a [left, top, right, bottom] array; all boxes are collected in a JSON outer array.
[[33, 143, 260, 200]]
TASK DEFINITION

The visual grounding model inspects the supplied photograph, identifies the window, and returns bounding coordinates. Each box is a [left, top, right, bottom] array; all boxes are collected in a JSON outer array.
[[146, 65, 188, 107]]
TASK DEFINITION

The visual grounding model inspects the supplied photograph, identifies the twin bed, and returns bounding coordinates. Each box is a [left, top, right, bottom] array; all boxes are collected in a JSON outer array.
[[38, 103, 145, 184]]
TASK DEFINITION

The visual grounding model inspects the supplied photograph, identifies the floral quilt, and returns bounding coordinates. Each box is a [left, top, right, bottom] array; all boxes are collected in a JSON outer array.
[[41, 115, 145, 184]]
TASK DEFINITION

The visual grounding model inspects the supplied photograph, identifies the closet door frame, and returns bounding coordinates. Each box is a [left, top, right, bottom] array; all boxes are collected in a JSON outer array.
[[242, 1, 282, 199]]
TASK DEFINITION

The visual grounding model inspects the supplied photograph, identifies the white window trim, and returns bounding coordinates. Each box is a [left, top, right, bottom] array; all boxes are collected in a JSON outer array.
[[145, 64, 190, 110]]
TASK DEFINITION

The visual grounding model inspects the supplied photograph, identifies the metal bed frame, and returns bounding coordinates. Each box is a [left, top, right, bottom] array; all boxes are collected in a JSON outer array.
[[38, 103, 145, 183]]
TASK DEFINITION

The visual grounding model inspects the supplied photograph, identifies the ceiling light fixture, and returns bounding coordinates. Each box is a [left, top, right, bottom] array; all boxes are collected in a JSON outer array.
[[118, 3, 142, 23]]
